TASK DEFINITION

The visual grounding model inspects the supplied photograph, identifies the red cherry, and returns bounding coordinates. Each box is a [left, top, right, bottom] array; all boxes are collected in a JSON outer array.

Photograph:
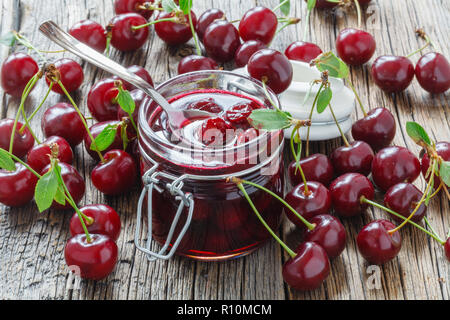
[[87, 78, 120, 121], [0, 118, 34, 159], [0, 163, 38, 207], [65, 234, 118, 280], [371, 146, 420, 191], [445, 238, 450, 262], [200, 117, 233, 146], [248, 49, 293, 94], [196, 8, 225, 42], [236, 128, 260, 145], [203, 20, 241, 62], [154, 11, 197, 45], [177, 55, 218, 74], [114, 0, 155, 20], [84, 120, 124, 160], [421, 141, 450, 191], [1, 53, 39, 97], [336, 28, 376, 66], [415, 52, 450, 94], [109, 13, 149, 51], [303, 214, 347, 259], [285, 41, 323, 63], [91, 150, 137, 195], [225, 102, 255, 125], [45, 58, 84, 95], [282, 242, 330, 291], [69, 20, 107, 52], [329, 173, 375, 217], [357, 219, 402, 265], [117, 89, 146, 124], [27, 136, 73, 172], [305, 0, 338, 9], [288, 153, 334, 187], [70, 204, 121, 241], [371, 55, 414, 92], [234, 40, 267, 68], [113, 65, 153, 91], [41, 102, 85, 147], [239, 6, 277, 45], [40, 162, 85, 210], [351, 107, 396, 151], [330, 141, 374, 176], [384, 183, 427, 223], [186, 97, 222, 113]]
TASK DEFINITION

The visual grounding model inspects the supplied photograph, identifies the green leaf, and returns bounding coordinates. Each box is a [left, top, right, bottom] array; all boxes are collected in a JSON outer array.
[[327, 0, 341, 3], [280, 0, 291, 15], [0, 32, 16, 47], [54, 187, 66, 206], [440, 161, 450, 187], [91, 124, 118, 152], [0, 148, 16, 171], [117, 89, 136, 115], [35, 169, 58, 212], [316, 87, 332, 113], [248, 109, 291, 131], [314, 52, 349, 78], [161, 0, 178, 12], [179, 0, 193, 15], [307, 0, 317, 11], [53, 163, 67, 206], [405, 122, 431, 146], [121, 124, 129, 151]]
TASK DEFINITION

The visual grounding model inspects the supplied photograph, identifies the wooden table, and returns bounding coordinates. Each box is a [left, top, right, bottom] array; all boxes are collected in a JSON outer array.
[[0, 0, 449, 300]]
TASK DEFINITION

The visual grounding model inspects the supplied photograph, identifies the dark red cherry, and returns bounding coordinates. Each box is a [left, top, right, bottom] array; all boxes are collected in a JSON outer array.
[[69, 20, 107, 52], [285, 41, 323, 63], [0, 118, 34, 159], [371, 146, 421, 192], [336, 28, 376, 66], [415, 52, 450, 94], [186, 98, 222, 113], [239, 6, 277, 45], [70, 204, 121, 241], [154, 11, 197, 45], [421, 141, 450, 190], [329, 173, 375, 217], [113, 65, 153, 91], [330, 141, 374, 176], [351, 107, 396, 151], [87, 78, 120, 121], [40, 162, 85, 210], [282, 242, 330, 291], [305, 0, 338, 9], [45, 58, 84, 95], [303, 214, 346, 259], [0, 163, 38, 207], [357, 219, 402, 265], [384, 183, 427, 223], [248, 49, 293, 94], [203, 20, 241, 62], [91, 150, 137, 195], [1, 53, 39, 97], [177, 55, 218, 74], [225, 102, 256, 125], [196, 8, 225, 42], [109, 13, 149, 51], [65, 234, 118, 280], [445, 238, 450, 262], [200, 117, 233, 146], [84, 120, 124, 160], [236, 128, 259, 145], [234, 40, 267, 68], [41, 102, 85, 148], [285, 182, 332, 226], [288, 153, 334, 187], [117, 89, 146, 124], [27, 136, 73, 172], [371, 55, 414, 92], [114, 0, 155, 20]]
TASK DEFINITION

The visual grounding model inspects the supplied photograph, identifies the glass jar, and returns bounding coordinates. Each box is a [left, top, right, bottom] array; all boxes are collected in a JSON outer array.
[[136, 70, 285, 261]]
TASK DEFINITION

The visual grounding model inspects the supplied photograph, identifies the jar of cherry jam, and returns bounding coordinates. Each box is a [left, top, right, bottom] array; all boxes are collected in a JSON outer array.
[[136, 71, 284, 261]]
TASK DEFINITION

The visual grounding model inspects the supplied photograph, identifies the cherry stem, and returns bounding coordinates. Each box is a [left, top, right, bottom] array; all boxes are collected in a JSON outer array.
[[406, 41, 431, 58], [347, 78, 367, 117], [290, 127, 311, 195], [275, 18, 300, 36], [273, 0, 290, 12], [188, 10, 202, 56], [23, 81, 53, 126], [105, 33, 112, 57], [305, 83, 324, 157], [354, 0, 362, 28], [132, 18, 176, 30], [12, 31, 47, 63], [423, 216, 442, 242], [328, 103, 350, 147], [302, 8, 312, 42], [262, 79, 282, 112]]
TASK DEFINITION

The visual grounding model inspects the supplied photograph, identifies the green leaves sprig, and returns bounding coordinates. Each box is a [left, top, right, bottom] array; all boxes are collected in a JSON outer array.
[[312, 52, 349, 79], [0, 148, 16, 171]]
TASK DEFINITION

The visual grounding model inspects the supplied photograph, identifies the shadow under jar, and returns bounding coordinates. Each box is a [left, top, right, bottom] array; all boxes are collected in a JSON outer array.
[[137, 71, 285, 261]]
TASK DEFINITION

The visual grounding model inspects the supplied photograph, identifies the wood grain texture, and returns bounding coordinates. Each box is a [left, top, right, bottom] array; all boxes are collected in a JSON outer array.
[[0, 0, 448, 300]]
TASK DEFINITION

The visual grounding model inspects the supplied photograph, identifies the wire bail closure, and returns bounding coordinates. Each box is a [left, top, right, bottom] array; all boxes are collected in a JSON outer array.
[[134, 164, 194, 261]]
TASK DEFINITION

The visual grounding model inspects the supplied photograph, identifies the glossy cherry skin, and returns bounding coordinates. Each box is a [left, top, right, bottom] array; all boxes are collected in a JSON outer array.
[[84, 120, 124, 160], [114, 0, 155, 20], [27, 136, 73, 172], [303, 214, 346, 259], [371, 55, 414, 92], [45, 58, 84, 94], [282, 242, 330, 291], [445, 238, 450, 262], [357, 219, 402, 265], [109, 13, 149, 51], [248, 49, 293, 94], [87, 78, 120, 121], [330, 141, 374, 176], [41, 103, 85, 147], [113, 65, 153, 91], [288, 154, 334, 187], [384, 183, 427, 223], [70, 204, 121, 241], [415, 52, 450, 94], [239, 6, 277, 45], [305, 0, 338, 9], [285, 182, 332, 226], [1, 53, 39, 97], [178, 55, 218, 74], [285, 41, 323, 63], [234, 40, 267, 68], [329, 173, 375, 217], [0, 163, 38, 207], [336, 28, 376, 66], [351, 107, 396, 151], [187, 98, 222, 114], [203, 20, 241, 62], [225, 101, 258, 125], [69, 20, 107, 52], [65, 234, 118, 280], [421, 141, 450, 190], [154, 11, 197, 45], [371, 146, 421, 191], [40, 162, 85, 210], [200, 117, 234, 146], [0, 118, 34, 159], [196, 8, 225, 42], [91, 150, 137, 195]]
